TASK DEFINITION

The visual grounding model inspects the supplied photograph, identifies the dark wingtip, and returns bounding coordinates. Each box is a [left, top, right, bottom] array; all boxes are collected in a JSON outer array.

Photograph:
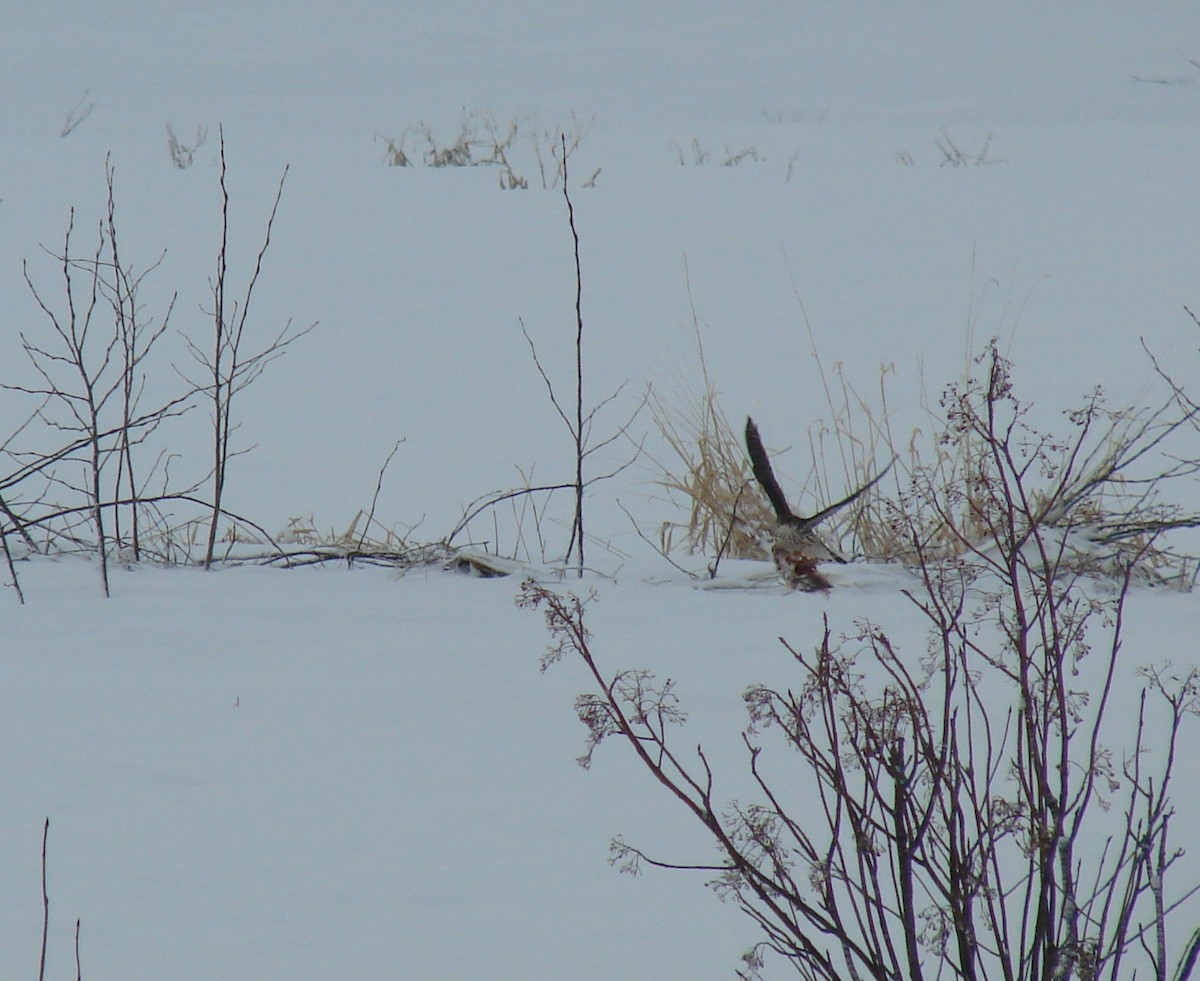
[[745, 416, 798, 524]]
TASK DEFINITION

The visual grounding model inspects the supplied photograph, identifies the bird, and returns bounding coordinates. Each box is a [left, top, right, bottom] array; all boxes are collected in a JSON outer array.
[[745, 417, 891, 590]]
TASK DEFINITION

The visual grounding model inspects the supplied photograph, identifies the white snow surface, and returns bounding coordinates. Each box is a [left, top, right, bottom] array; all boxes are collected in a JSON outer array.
[[2, 2, 1199, 978]]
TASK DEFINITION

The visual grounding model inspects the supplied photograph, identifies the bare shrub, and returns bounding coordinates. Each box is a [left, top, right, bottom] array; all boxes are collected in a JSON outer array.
[[36, 819, 84, 981], [525, 347, 1200, 979], [531, 112, 593, 189], [896, 342, 1200, 582], [0, 518, 23, 603], [409, 111, 528, 187], [667, 138, 764, 168], [445, 470, 572, 567], [668, 138, 711, 166], [165, 124, 208, 169], [420, 117, 477, 168], [5, 161, 190, 594], [379, 110, 594, 191], [723, 146, 763, 166], [181, 127, 316, 570], [0, 137, 318, 593], [515, 136, 643, 576], [437, 133, 635, 572]]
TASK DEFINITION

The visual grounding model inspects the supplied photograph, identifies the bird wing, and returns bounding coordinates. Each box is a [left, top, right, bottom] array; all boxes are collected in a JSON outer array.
[[746, 415, 895, 532], [796, 458, 895, 532], [745, 417, 800, 525]]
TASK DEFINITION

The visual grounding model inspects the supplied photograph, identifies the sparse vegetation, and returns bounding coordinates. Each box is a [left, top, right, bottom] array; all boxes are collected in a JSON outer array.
[[0, 127, 628, 594], [2, 101, 1199, 981], [59, 90, 95, 138], [669, 137, 765, 168], [892, 131, 1006, 168], [0, 135, 317, 592], [936, 127, 1004, 167], [648, 291, 1200, 583], [5, 132, 1199, 601], [376, 132, 411, 167], [165, 123, 208, 169], [6, 159, 190, 594], [183, 127, 316, 570], [510, 135, 643, 576], [376, 110, 597, 190], [648, 270, 775, 564], [524, 345, 1200, 978], [8, 10, 1200, 981]]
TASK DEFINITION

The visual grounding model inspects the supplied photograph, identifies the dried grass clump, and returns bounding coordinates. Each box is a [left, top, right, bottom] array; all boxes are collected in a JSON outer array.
[[796, 358, 906, 561], [647, 301, 899, 566], [376, 110, 598, 191], [648, 313, 1200, 585], [647, 316, 776, 562], [649, 378, 774, 561]]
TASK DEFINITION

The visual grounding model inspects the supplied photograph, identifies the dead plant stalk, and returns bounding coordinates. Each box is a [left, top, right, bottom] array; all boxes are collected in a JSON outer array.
[[194, 126, 314, 569]]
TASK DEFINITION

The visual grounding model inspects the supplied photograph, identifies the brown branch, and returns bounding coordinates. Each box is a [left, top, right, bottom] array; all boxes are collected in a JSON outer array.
[[39, 818, 49, 981], [563, 133, 585, 577]]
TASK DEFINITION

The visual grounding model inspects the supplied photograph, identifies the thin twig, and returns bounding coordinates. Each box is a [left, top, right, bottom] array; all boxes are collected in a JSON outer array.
[[39, 818, 49, 981], [616, 498, 699, 580], [357, 439, 404, 551], [563, 132, 586, 577], [447, 483, 575, 547], [60, 90, 96, 137], [1, 528, 24, 604], [709, 480, 749, 579]]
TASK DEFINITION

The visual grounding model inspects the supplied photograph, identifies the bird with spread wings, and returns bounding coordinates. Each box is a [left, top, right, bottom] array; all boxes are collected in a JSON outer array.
[[745, 417, 892, 589]]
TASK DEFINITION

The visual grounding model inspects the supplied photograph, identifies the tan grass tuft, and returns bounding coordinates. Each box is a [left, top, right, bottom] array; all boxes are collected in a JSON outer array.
[[649, 375, 774, 561]]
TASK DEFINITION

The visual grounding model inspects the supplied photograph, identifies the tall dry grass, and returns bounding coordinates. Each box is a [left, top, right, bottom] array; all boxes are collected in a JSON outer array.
[[648, 299, 1200, 584]]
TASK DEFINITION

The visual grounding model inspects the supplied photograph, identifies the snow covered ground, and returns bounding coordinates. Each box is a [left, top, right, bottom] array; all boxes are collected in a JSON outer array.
[[2, 2, 1199, 978]]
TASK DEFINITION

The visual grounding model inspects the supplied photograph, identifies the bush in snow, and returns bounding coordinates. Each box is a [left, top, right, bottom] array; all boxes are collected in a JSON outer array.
[[524, 345, 1200, 980]]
